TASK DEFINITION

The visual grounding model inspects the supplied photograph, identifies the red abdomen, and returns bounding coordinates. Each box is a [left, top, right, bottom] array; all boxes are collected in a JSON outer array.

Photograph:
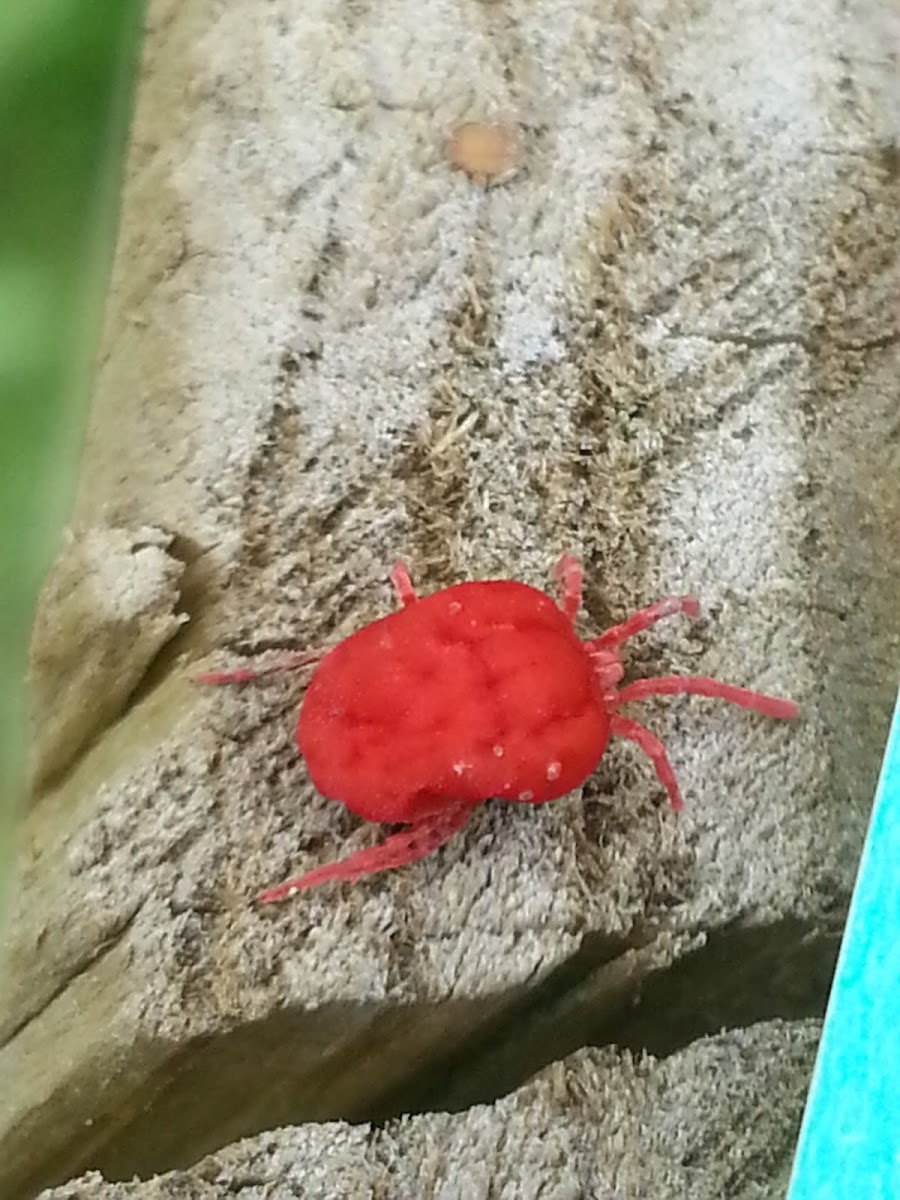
[[297, 580, 610, 823]]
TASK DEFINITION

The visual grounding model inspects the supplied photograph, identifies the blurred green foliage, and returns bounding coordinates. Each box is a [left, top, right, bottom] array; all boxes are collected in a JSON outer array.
[[0, 2, 145, 917]]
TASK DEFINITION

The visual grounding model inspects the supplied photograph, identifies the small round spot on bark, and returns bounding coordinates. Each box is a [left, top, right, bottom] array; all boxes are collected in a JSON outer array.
[[447, 121, 523, 184]]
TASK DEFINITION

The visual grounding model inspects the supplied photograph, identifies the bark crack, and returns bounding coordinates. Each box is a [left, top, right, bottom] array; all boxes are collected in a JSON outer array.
[[9, 911, 839, 1197]]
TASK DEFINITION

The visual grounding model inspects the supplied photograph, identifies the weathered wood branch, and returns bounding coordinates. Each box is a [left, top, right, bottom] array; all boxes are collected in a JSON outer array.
[[2, 0, 898, 1196]]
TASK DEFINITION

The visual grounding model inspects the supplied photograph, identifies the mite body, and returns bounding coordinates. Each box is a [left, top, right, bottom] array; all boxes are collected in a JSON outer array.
[[299, 579, 609, 824], [199, 555, 798, 901]]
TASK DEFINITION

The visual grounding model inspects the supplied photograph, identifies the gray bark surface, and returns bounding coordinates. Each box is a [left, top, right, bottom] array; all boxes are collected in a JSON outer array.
[[2, 0, 897, 1196], [40, 1027, 819, 1200]]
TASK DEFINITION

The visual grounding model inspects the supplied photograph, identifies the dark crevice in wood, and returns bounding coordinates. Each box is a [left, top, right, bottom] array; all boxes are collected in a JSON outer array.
[[14, 911, 841, 1198], [366, 913, 840, 1119]]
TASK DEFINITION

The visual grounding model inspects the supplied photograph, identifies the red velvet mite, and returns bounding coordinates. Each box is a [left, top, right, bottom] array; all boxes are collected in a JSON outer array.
[[198, 555, 798, 902]]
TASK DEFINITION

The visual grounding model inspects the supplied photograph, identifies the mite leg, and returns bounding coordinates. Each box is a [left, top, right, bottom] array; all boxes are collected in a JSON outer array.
[[587, 595, 701, 651], [587, 645, 625, 703], [552, 552, 584, 624], [196, 649, 326, 686], [614, 676, 798, 721], [390, 560, 418, 608], [257, 803, 473, 902], [610, 714, 684, 811]]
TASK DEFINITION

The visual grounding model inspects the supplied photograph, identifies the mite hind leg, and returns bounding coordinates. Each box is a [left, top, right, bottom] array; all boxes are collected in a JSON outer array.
[[390, 560, 418, 608], [257, 803, 473, 901], [196, 649, 326, 686], [552, 552, 583, 624]]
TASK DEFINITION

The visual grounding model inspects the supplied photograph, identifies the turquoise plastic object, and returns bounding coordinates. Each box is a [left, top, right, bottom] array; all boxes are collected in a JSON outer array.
[[787, 688, 900, 1199]]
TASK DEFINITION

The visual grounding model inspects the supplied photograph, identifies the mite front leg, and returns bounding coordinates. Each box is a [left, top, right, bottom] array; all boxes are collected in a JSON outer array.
[[588, 644, 625, 703], [587, 595, 701, 652], [614, 675, 798, 721], [609, 714, 684, 811]]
